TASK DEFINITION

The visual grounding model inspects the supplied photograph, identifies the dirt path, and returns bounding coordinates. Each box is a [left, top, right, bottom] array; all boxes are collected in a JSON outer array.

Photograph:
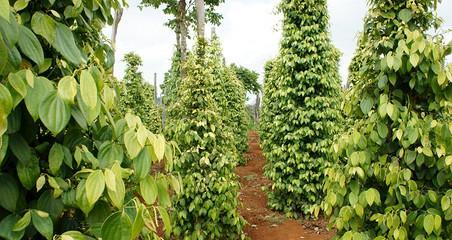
[[236, 131, 334, 240]]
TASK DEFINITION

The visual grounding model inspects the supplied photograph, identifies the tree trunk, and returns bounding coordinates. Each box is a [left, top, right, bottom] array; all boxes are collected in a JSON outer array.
[[154, 73, 158, 104], [111, 7, 123, 74], [255, 92, 260, 123], [178, 0, 187, 62], [111, 7, 123, 51], [195, 0, 206, 39]]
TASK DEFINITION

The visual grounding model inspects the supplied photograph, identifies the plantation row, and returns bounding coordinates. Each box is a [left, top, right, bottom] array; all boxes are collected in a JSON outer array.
[[260, 0, 451, 239], [0, 0, 450, 240]]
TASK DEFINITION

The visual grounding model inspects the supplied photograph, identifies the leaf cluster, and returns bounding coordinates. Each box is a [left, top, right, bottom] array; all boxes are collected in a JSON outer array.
[[0, 1, 178, 239]]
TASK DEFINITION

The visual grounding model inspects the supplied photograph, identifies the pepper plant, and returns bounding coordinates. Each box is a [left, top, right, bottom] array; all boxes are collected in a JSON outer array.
[[119, 52, 161, 132], [169, 39, 245, 239], [0, 1, 179, 239], [322, 0, 452, 238], [260, 0, 343, 217]]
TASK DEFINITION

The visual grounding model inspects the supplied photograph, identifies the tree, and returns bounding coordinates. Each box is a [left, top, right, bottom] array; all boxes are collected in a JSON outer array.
[[169, 40, 245, 239], [0, 1, 178, 239], [119, 52, 162, 132], [140, 0, 224, 61], [260, 0, 343, 217], [230, 64, 261, 121], [322, 0, 452, 238]]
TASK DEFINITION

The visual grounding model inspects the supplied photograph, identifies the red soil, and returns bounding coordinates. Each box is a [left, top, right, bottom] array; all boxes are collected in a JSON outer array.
[[236, 131, 335, 240]]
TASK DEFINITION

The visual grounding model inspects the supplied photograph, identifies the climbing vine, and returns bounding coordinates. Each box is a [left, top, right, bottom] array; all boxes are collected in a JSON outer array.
[[119, 52, 161, 132], [170, 40, 245, 239], [0, 1, 178, 239], [260, 0, 343, 217], [322, 0, 452, 238]]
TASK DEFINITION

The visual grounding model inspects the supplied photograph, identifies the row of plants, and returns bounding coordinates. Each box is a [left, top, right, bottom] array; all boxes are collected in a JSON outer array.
[[118, 52, 162, 133], [321, 0, 452, 238], [0, 0, 179, 239], [260, 0, 343, 217], [167, 39, 246, 239], [262, 0, 451, 239]]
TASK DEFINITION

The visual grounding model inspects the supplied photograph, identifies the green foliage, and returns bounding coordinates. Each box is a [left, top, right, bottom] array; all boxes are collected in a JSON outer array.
[[139, 0, 224, 30], [169, 40, 245, 239], [162, 50, 181, 108], [322, 0, 452, 238], [119, 52, 161, 132], [230, 63, 260, 94], [206, 37, 249, 161], [260, 0, 343, 217], [0, 1, 178, 239]]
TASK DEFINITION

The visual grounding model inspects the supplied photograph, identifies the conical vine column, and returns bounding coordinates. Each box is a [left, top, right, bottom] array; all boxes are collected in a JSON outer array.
[[260, 0, 342, 217], [322, 0, 452, 238]]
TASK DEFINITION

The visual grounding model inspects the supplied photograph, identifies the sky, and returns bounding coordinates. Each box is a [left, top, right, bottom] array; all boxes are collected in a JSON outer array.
[[105, 0, 452, 96]]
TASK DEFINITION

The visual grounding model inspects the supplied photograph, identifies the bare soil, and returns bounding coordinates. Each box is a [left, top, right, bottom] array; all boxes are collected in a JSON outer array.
[[236, 131, 335, 240]]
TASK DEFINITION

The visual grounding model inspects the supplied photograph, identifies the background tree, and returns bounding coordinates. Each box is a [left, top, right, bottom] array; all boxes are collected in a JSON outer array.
[[322, 0, 452, 238], [260, 0, 343, 217], [119, 52, 162, 132], [169, 40, 245, 239], [0, 0, 178, 239], [140, 0, 224, 62], [230, 64, 261, 122]]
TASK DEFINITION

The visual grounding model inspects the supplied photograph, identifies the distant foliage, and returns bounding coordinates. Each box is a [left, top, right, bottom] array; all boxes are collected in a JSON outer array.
[[207, 37, 249, 161], [260, 0, 343, 217], [0, 1, 178, 239], [170, 40, 245, 239], [162, 51, 181, 109], [230, 64, 260, 94], [119, 52, 161, 132], [322, 0, 452, 238]]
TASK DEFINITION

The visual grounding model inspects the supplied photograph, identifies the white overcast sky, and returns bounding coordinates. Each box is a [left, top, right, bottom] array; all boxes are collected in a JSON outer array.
[[105, 0, 452, 96]]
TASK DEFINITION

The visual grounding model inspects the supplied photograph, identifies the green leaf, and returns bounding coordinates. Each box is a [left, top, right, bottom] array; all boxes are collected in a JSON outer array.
[[0, 215, 25, 240], [398, 9, 413, 23], [0, 0, 9, 22], [139, 175, 158, 205], [0, 35, 8, 74], [61, 231, 87, 240], [0, 135, 8, 166], [107, 171, 125, 209], [85, 170, 105, 205], [76, 180, 94, 215], [13, 0, 30, 11], [98, 142, 124, 169], [423, 214, 434, 234], [80, 70, 98, 109], [158, 206, 171, 236], [49, 143, 64, 175], [153, 135, 165, 160], [360, 97, 373, 115], [54, 23, 83, 65], [9, 133, 32, 163], [104, 169, 116, 192], [31, 210, 53, 240], [39, 91, 71, 135], [0, 82, 13, 116], [18, 25, 44, 66], [12, 211, 31, 232], [410, 53, 420, 67], [377, 122, 388, 138], [101, 212, 132, 240], [134, 148, 151, 180], [17, 156, 40, 190], [8, 72, 27, 98], [157, 178, 171, 207], [25, 77, 54, 121], [441, 196, 450, 211], [124, 129, 142, 159], [31, 12, 57, 44], [58, 76, 77, 104]]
